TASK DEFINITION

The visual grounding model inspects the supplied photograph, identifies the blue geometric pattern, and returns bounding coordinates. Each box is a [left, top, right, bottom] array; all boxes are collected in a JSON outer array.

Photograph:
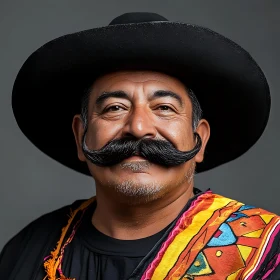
[[239, 205, 256, 211], [207, 223, 236, 247]]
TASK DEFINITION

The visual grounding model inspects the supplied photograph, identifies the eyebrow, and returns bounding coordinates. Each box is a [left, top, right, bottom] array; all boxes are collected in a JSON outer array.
[[151, 90, 183, 108], [95, 91, 129, 107], [95, 90, 183, 108]]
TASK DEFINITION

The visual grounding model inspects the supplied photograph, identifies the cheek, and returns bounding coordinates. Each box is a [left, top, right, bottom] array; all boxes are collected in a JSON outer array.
[[157, 118, 193, 150], [86, 121, 124, 149]]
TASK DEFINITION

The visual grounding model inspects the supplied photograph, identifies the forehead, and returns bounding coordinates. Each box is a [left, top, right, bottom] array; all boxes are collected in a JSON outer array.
[[90, 71, 188, 96]]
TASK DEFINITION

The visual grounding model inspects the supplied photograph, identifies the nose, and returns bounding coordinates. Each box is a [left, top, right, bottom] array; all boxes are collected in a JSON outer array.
[[121, 105, 157, 139]]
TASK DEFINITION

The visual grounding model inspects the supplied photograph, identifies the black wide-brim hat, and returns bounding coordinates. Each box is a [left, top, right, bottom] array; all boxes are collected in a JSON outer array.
[[12, 12, 270, 175]]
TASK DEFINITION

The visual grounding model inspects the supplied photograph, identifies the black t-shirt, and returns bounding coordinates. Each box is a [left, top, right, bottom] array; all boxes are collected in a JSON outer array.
[[62, 200, 169, 279]]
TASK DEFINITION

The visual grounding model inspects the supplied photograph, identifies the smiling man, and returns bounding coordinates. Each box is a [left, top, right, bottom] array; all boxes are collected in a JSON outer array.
[[1, 12, 280, 280], [72, 71, 209, 241]]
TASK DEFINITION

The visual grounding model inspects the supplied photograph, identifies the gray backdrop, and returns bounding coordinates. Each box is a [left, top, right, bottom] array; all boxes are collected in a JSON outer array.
[[0, 0, 279, 251]]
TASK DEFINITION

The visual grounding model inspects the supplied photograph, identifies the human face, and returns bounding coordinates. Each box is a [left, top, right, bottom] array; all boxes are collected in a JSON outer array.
[[72, 71, 209, 200]]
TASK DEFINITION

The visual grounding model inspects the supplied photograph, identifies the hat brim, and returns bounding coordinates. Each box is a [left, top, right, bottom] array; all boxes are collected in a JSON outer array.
[[12, 21, 270, 175]]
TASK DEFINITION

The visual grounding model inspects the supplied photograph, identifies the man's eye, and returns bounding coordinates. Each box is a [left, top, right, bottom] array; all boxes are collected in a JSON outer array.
[[157, 105, 173, 111], [104, 105, 123, 112]]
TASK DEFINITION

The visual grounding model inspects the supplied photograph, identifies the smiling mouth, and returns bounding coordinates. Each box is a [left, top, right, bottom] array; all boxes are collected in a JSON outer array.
[[120, 157, 151, 172], [124, 155, 146, 161]]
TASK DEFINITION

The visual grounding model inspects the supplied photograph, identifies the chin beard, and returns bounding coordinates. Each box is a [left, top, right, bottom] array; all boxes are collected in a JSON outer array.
[[104, 160, 196, 205]]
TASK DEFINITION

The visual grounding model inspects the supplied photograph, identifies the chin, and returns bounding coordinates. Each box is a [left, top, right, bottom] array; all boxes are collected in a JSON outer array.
[[109, 179, 166, 199]]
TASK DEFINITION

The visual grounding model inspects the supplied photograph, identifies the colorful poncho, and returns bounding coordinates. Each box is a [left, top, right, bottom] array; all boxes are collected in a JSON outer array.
[[42, 191, 280, 280]]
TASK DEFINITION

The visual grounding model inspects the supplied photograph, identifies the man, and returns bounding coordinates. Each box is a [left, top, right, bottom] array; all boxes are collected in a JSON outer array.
[[0, 12, 279, 279]]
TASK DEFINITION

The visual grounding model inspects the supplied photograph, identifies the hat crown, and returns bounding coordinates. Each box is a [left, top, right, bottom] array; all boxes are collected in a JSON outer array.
[[109, 12, 168, 25]]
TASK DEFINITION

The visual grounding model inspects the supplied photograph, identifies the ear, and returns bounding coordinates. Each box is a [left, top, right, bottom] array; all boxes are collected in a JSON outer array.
[[72, 114, 87, 162], [194, 119, 210, 163]]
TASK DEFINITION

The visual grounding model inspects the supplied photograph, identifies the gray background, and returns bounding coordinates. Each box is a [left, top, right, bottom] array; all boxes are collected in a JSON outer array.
[[0, 0, 279, 251]]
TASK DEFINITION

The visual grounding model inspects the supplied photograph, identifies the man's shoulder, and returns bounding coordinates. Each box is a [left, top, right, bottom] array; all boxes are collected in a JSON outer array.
[[172, 191, 280, 279], [194, 191, 280, 247], [0, 199, 87, 278], [4, 199, 86, 244]]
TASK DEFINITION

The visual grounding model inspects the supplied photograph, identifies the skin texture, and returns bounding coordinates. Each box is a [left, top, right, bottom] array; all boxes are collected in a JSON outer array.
[[72, 71, 210, 240]]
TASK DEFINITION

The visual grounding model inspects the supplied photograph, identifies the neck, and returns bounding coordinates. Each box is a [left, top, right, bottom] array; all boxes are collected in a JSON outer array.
[[91, 182, 195, 240]]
